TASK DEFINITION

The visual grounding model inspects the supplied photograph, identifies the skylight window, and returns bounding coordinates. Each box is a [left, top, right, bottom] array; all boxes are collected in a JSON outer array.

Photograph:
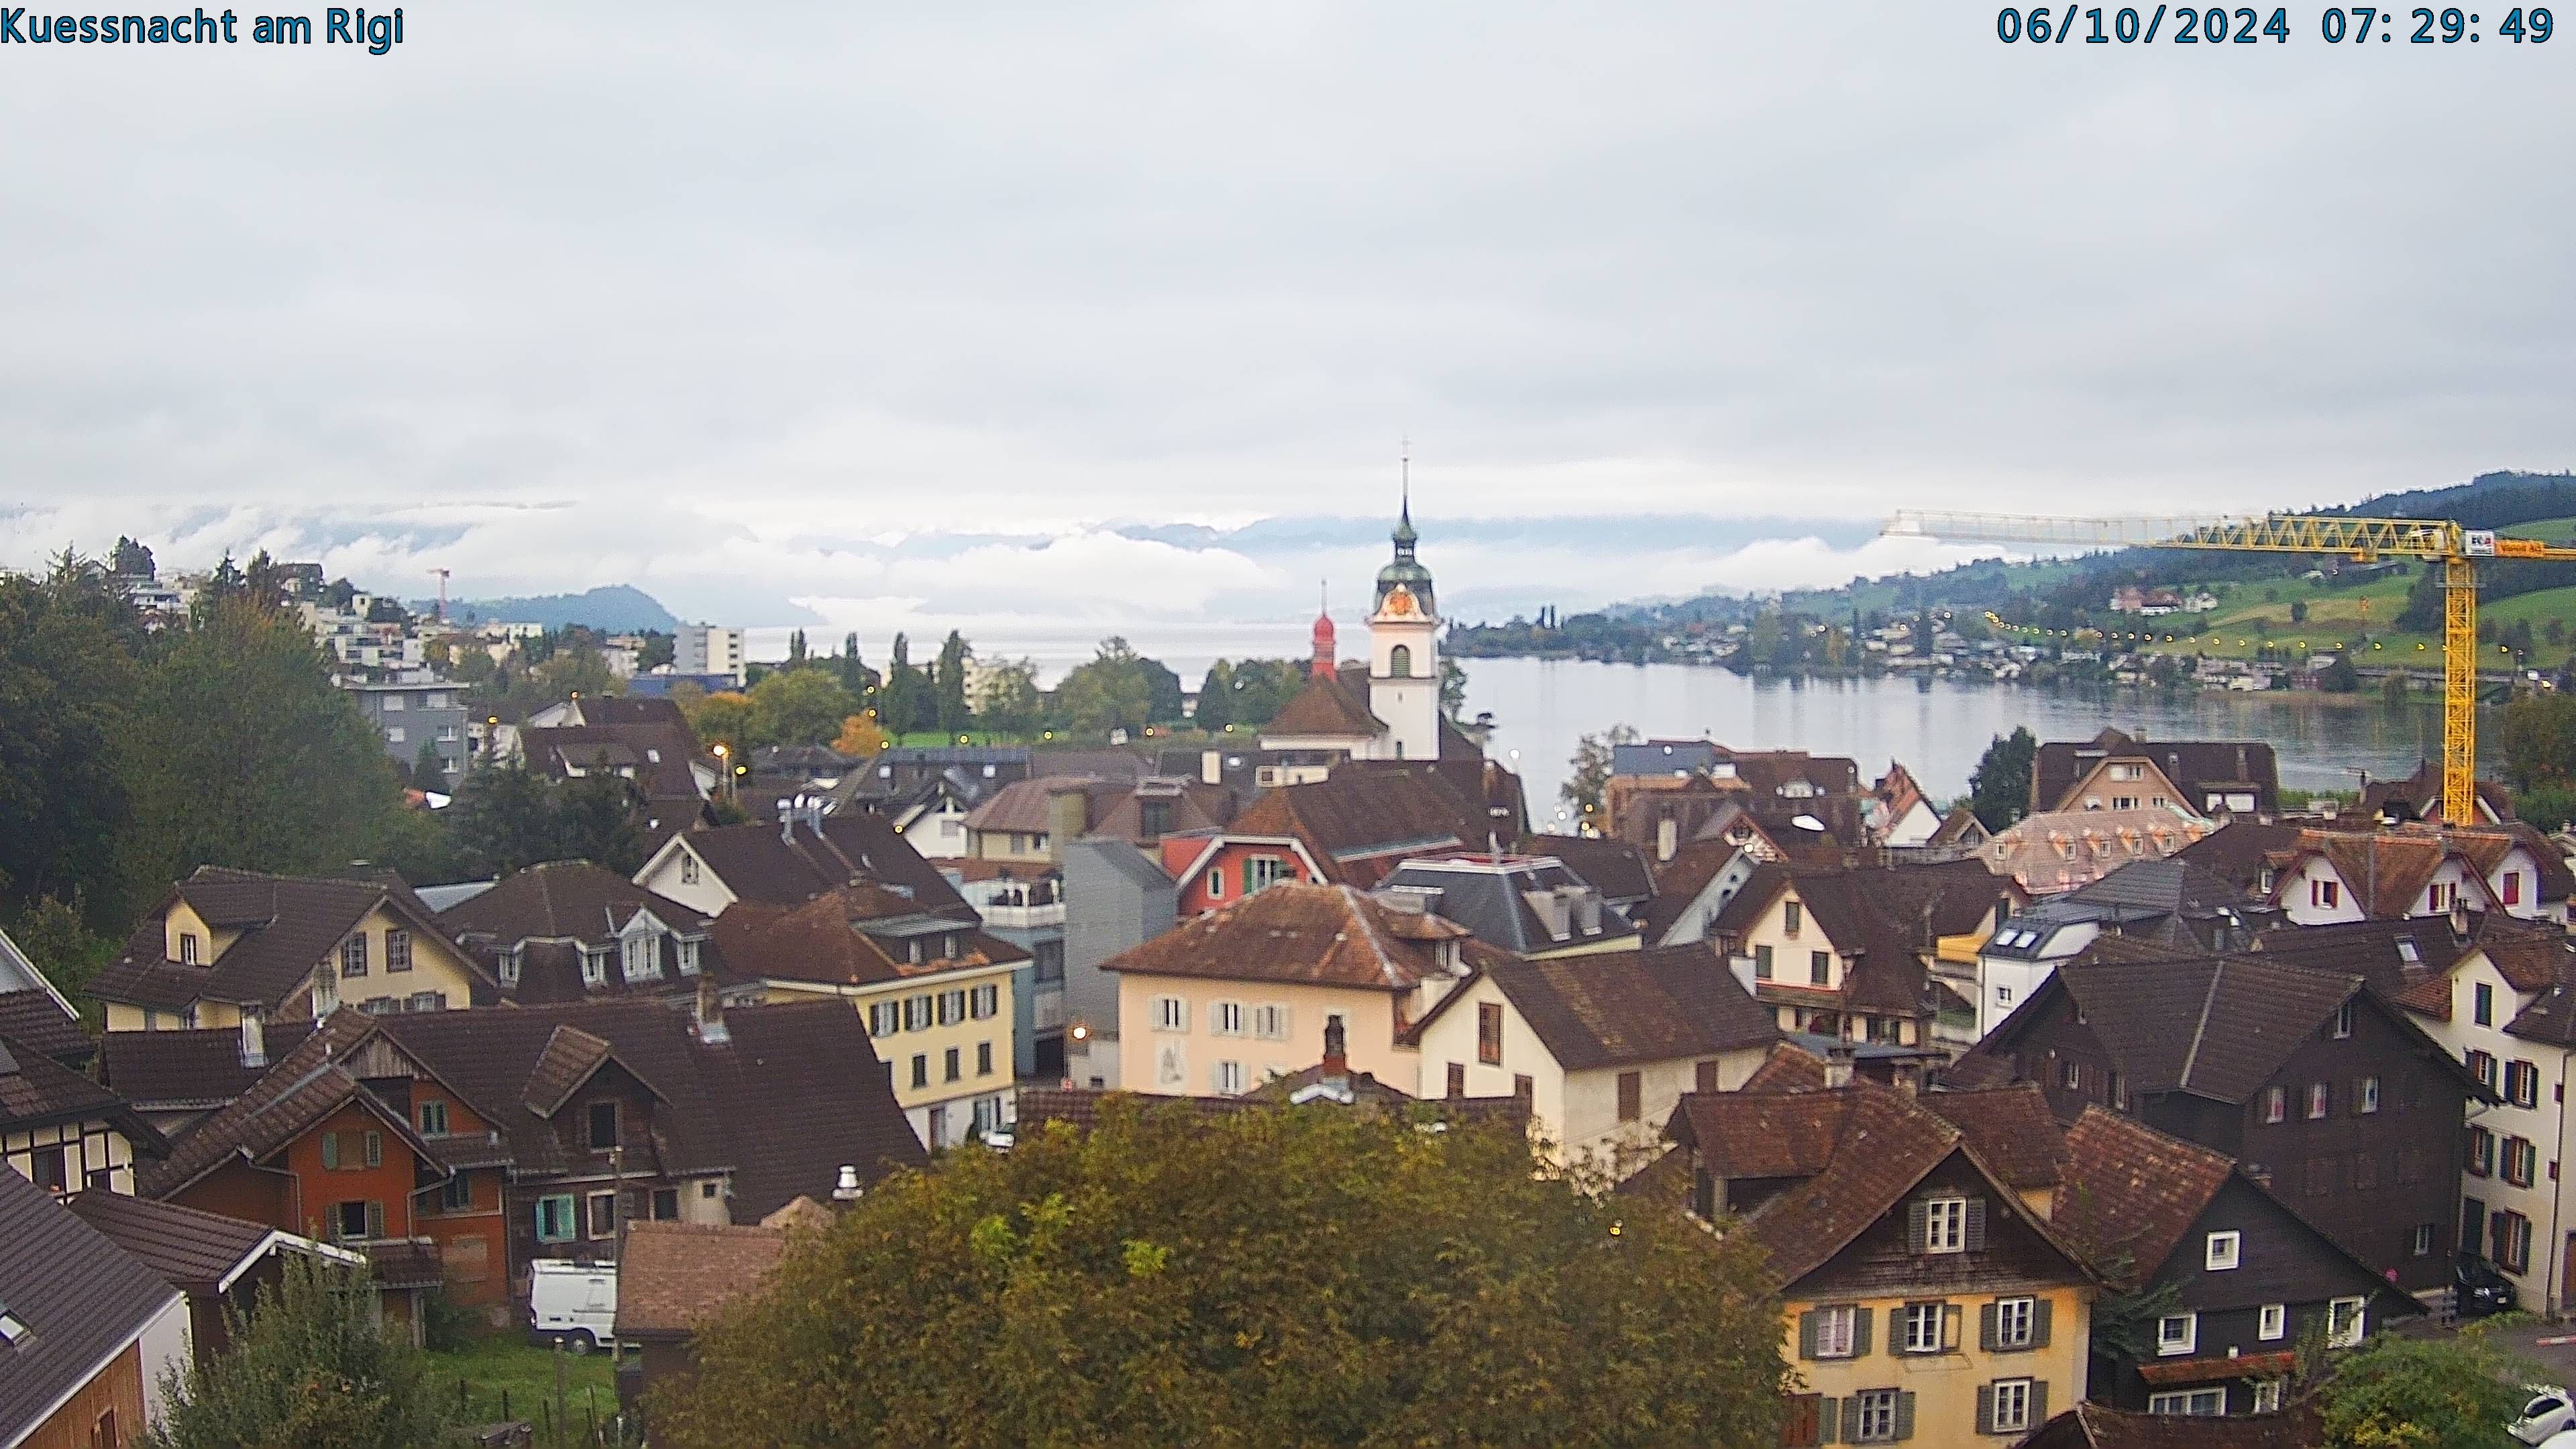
[[0, 1301, 29, 1347]]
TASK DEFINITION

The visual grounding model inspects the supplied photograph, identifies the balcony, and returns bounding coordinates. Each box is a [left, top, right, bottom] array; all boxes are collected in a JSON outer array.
[[979, 900, 1065, 929]]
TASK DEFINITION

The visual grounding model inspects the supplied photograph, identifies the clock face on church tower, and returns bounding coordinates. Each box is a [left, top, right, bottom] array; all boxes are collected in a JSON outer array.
[[1383, 585, 1416, 617]]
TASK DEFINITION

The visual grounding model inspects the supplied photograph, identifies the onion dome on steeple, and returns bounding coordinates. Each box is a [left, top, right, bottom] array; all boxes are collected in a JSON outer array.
[[1373, 482, 1434, 616], [1310, 585, 1338, 680]]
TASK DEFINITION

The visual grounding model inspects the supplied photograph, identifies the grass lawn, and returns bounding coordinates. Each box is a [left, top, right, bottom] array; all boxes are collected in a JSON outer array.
[[427, 1334, 620, 1434]]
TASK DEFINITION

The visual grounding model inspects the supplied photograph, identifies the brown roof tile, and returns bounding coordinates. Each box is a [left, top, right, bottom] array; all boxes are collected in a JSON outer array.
[[674, 814, 973, 916], [0, 991, 92, 1068], [1919, 1085, 2063, 1190], [92, 867, 496, 1015], [1222, 771, 1479, 884], [1099, 881, 1497, 991], [2052, 1107, 2233, 1288], [614, 1220, 794, 1340], [63, 1190, 318, 1292], [1739, 1041, 1829, 1092], [99, 1020, 321, 1110], [2019, 1400, 2322, 1448], [1411, 947, 1776, 1071], [1263, 674, 1385, 739]]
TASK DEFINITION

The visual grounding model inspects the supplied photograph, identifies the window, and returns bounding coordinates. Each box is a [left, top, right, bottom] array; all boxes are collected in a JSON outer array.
[[1154, 996, 1187, 1032], [1989, 1296, 2037, 1350], [651, 1188, 680, 1221], [580, 946, 608, 987], [1616, 1071, 1642, 1122], [340, 934, 369, 977], [2258, 1302, 2286, 1340], [2149, 1389, 2226, 1416], [2306, 1081, 2330, 1120], [2327, 1295, 2367, 1348], [1803, 1304, 1860, 1358], [909, 1054, 928, 1089], [869, 1001, 901, 1038], [319, 1130, 382, 1171], [1900, 1301, 1945, 1354], [2476, 983, 2496, 1026], [1212, 1000, 1245, 1036], [938, 989, 967, 1026], [178, 931, 200, 965], [2469, 1049, 2499, 1092], [384, 725, 406, 744], [2506, 871, 2525, 906], [1477, 1002, 1503, 1065], [970, 983, 998, 1018], [1922, 1196, 1968, 1254], [1205, 870, 1224, 901], [904, 994, 933, 1032], [2506, 1136, 2540, 1187], [2311, 878, 2341, 910], [535, 1193, 578, 1242], [1387, 643, 1412, 677], [26, 1146, 66, 1193], [2496, 1209, 2536, 1273], [1752, 944, 1774, 979], [2510, 1059, 2541, 1109], [499, 945, 522, 988], [330, 1200, 384, 1244], [2358, 1075, 2381, 1114], [944, 1046, 961, 1083], [1986, 1379, 2035, 1436], [2331, 1001, 2355, 1039], [2156, 1313, 2197, 1356], [976, 1041, 993, 1076], [1810, 950, 1831, 985], [1216, 1060, 1247, 1094], [680, 855, 700, 885], [2061, 1059, 2082, 1091], [588, 1102, 619, 1151], [440, 1174, 473, 1212], [2251, 1380, 2284, 1414], [1445, 1061, 1466, 1097], [1696, 1059, 1721, 1093], [407, 990, 442, 1012], [2263, 1085, 2288, 1124], [1996, 985, 2013, 1006], [2107, 1069, 2127, 1111], [2413, 1222, 2437, 1256], [2469, 1124, 2496, 1176], [623, 933, 655, 983], [2205, 1230, 2241, 1271], [676, 938, 701, 977], [1847, 1389, 1902, 1444], [701, 1181, 719, 1199], [1245, 855, 1289, 894], [586, 1190, 618, 1239], [1253, 1004, 1289, 1040], [1783, 900, 1802, 936], [419, 1100, 448, 1136]]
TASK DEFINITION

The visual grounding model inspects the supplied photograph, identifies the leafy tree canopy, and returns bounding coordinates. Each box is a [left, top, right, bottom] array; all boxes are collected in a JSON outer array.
[[2310, 1319, 2538, 1449], [1967, 726, 2038, 832], [654, 1101, 1787, 1449]]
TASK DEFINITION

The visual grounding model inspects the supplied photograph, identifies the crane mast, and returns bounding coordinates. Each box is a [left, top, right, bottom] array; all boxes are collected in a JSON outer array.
[[1884, 510, 2576, 828]]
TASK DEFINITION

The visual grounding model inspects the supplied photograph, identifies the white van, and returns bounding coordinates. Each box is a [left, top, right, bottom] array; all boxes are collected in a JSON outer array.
[[527, 1259, 616, 1352]]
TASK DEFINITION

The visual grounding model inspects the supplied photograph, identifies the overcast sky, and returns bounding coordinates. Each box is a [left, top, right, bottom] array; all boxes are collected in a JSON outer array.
[[3, 2, 2570, 657]]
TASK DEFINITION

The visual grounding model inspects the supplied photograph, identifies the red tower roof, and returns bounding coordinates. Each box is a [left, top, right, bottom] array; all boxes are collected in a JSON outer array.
[[1309, 608, 1338, 680]]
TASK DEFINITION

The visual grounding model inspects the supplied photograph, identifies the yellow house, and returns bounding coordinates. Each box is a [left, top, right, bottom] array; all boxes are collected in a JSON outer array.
[[1100, 881, 1503, 1098], [1709, 865, 1940, 1048], [90, 867, 495, 1033], [1403, 945, 1776, 1179], [1665, 1081, 2099, 1444], [708, 883, 1025, 1150]]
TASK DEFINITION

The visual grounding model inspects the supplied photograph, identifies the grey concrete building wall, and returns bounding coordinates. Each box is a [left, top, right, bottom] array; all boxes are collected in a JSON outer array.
[[345, 682, 468, 784], [1061, 839, 1175, 1032]]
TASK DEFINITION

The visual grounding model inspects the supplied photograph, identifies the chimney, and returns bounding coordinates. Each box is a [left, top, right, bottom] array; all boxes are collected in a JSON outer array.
[[238, 1014, 266, 1069], [694, 976, 731, 1046], [1824, 1042, 1856, 1089], [1657, 816, 1678, 863], [1201, 750, 1222, 787], [831, 1165, 863, 1203], [2451, 897, 2472, 943], [1321, 1013, 1348, 1081]]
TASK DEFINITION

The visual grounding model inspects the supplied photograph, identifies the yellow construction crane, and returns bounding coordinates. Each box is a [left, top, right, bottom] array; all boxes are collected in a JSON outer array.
[[1883, 510, 2576, 828]]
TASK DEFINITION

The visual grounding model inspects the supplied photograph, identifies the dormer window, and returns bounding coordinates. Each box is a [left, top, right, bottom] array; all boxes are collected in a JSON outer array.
[[581, 945, 610, 987], [623, 932, 657, 983], [676, 938, 701, 977], [499, 945, 523, 987], [178, 932, 201, 965]]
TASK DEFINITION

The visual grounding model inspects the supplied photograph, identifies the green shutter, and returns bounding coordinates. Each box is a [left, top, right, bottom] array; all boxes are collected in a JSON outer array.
[[2032, 1297, 2052, 1348], [2029, 1381, 2049, 1430], [1907, 1199, 1930, 1253], [1799, 1309, 1820, 1360], [364, 1130, 382, 1168], [1964, 1197, 1988, 1252], [1888, 1305, 1906, 1353], [1839, 1398, 1860, 1444], [1975, 1385, 1994, 1437], [1851, 1305, 1872, 1356], [1894, 1390, 1916, 1441], [1818, 1396, 1839, 1444], [1979, 1301, 1998, 1352]]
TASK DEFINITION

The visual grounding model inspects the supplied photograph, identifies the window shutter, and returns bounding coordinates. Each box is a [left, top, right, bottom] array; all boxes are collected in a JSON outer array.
[[1907, 1199, 1930, 1253], [1894, 1391, 1916, 1441], [321, 1133, 339, 1171], [366, 1200, 385, 1238], [1839, 1399, 1860, 1444], [1888, 1306, 1905, 1352], [1979, 1301, 1998, 1352], [1964, 1197, 1988, 1252], [1799, 1309, 1820, 1360], [2029, 1380, 2048, 1428], [365, 1131, 382, 1168], [1851, 1305, 1873, 1356], [2032, 1297, 2052, 1348], [1818, 1396, 1839, 1445], [1975, 1385, 1994, 1437]]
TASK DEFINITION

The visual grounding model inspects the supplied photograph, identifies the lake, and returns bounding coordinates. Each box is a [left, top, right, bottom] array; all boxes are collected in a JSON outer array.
[[1459, 657, 2455, 833]]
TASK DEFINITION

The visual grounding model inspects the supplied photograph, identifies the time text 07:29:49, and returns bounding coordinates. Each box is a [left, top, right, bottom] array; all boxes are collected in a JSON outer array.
[[1997, 5, 2552, 42]]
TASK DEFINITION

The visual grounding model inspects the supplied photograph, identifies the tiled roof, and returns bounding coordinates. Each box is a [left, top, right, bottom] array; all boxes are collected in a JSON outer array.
[[2358, 757, 2517, 827], [2041, 954, 2362, 1104], [1986, 808, 2213, 895], [441, 861, 712, 947], [1517, 835, 1656, 903], [0, 989, 93, 1067], [1919, 1085, 2062, 1190], [519, 1024, 614, 1116], [137, 1016, 422, 1199], [0, 1169, 184, 1446], [2269, 828, 2451, 919], [1648, 839, 1745, 906], [1221, 771, 1479, 883], [2032, 729, 2279, 816], [963, 775, 1107, 837], [91, 866, 494, 1014], [2051, 1107, 2233, 1288], [1012, 1087, 1252, 1134], [1707, 863, 1947, 1016], [1376, 855, 1641, 955], [676, 814, 974, 915], [2505, 961, 2576, 1046], [1263, 674, 1385, 738], [616, 1220, 793, 1340], [2247, 916, 2482, 1000], [99, 1020, 321, 1109], [63, 1189, 322, 1293], [0, 1032, 151, 1141], [2135, 1350, 2298, 1388], [1412, 947, 1776, 1071], [1739, 1041, 1828, 1091], [2174, 819, 2308, 896], [2018, 1401, 2322, 1448], [707, 885, 1028, 991], [1099, 881, 1501, 991]]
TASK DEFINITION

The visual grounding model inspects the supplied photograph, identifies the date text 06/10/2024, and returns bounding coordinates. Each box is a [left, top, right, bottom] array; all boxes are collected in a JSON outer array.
[[1999, 5, 2552, 41]]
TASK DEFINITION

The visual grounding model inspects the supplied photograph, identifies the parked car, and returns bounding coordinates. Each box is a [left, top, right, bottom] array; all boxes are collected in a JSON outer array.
[[2459, 1254, 2522, 1319], [527, 1258, 616, 1352], [2517, 1387, 2576, 1446]]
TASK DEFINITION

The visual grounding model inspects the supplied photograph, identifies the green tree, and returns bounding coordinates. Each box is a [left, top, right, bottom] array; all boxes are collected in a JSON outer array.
[[2290, 599, 2308, 625], [653, 1100, 1786, 1449], [934, 630, 973, 735], [411, 741, 445, 788], [835, 633, 879, 698], [748, 668, 858, 749], [787, 628, 809, 667], [2310, 1319, 2537, 1449], [441, 763, 560, 878], [110, 535, 156, 578], [1560, 724, 1640, 830], [5, 892, 116, 1002], [974, 660, 1042, 736], [123, 596, 407, 886], [880, 634, 928, 737], [2496, 692, 2576, 792], [142, 1255, 460, 1449], [1054, 638, 1157, 736], [2317, 655, 2361, 693], [1966, 726, 2038, 832], [553, 771, 649, 875], [1440, 655, 1469, 718], [681, 690, 755, 759], [1142, 653, 1186, 724], [0, 559, 145, 924], [1193, 661, 1235, 732]]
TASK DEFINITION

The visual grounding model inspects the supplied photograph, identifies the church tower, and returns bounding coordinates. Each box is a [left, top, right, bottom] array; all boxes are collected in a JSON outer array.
[[1368, 483, 1440, 761]]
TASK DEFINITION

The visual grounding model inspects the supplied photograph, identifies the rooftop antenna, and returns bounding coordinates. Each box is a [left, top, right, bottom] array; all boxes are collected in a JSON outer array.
[[1400, 435, 1411, 523]]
